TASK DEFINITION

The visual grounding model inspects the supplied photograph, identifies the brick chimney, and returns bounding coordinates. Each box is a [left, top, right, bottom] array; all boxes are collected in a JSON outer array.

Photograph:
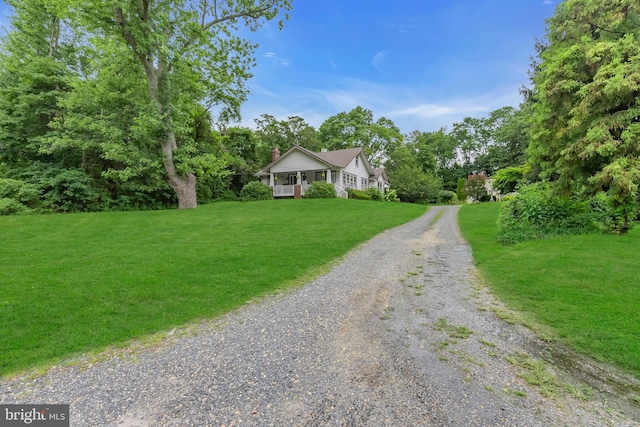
[[272, 147, 280, 162]]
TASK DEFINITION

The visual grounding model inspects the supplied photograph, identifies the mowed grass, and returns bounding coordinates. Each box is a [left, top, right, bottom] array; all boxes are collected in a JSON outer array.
[[459, 203, 640, 377], [0, 199, 427, 377]]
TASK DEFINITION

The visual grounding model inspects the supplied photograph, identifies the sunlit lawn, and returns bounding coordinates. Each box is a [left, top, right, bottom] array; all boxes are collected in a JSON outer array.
[[0, 199, 427, 377], [459, 202, 640, 377]]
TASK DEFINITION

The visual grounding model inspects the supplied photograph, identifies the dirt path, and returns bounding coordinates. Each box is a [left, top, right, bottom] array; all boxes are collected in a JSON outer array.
[[1, 206, 638, 426]]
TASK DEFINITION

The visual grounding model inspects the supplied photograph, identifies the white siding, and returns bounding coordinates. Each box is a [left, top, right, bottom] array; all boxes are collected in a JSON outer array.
[[271, 150, 328, 173], [343, 153, 371, 189]]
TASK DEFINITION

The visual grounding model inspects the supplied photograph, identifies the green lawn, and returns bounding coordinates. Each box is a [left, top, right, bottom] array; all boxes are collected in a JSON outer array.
[[459, 202, 640, 377], [0, 199, 427, 377]]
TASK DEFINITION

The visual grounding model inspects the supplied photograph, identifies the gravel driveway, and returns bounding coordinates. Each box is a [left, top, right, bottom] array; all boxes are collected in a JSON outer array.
[[1, 206, 638, 426]]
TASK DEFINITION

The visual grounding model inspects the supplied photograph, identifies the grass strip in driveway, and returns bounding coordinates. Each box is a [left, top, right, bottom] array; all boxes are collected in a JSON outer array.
[[458, 202, 640, 378], [0, 199, 427, 377]]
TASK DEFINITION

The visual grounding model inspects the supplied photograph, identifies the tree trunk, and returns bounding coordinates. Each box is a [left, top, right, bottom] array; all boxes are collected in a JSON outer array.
[[114, 6, 198, 209], [161, 132, 198, 209], [169, 172, 198, 209]]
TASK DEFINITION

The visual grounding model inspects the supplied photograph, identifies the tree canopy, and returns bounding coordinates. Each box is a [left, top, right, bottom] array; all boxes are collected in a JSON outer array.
[[528, 0, 640, 230], [318, 106, 402, 167], [0, 0, 292, 211], [254, 114, 320, 162]]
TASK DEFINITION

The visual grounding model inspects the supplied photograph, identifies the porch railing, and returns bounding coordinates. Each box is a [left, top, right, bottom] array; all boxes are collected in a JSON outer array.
[[273, 184, 295, 197], [273, 183, 348, 199], [273, 183, 310, 197]]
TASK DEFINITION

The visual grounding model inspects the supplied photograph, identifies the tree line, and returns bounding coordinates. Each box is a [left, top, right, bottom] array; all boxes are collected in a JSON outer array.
[[0, 1, 526, 213], [218, 104, 529, 205], [1, 0, 638, 233]]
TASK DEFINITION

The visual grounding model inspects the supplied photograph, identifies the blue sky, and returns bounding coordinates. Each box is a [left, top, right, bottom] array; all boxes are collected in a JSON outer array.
[[0, 1, 557, 135]]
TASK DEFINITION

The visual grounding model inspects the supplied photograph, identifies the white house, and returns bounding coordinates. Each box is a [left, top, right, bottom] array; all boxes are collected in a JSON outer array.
[[255, 146, 389, 198], [372, 168, 390, 193]]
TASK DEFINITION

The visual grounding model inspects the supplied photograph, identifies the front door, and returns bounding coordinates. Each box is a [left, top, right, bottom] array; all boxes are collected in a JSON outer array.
[[288, 174, 297, 185]]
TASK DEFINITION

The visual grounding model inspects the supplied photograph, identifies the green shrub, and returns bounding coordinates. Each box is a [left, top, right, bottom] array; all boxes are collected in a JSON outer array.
[[390, 165, 442, 203], [0, 178, 40, 208], [0, 198, 33, 215], [464, 174, 488, 202], [383, 189, 399, 202], [37, 169, 102, 212], [365, 187, 383, 201], [240, 181, 273, 201], [349, 189, 371, 200], [305, 181, 337, 199], [497, 183, 618, 244], [456, 177, 466, 202], [437, 190, 456, 204], [493, 166, 527, 194], [214, 189, 239, 202]]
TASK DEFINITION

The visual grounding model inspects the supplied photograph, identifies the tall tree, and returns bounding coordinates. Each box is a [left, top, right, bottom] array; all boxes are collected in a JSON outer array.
[[404, 131, 437, 174], [528, 0, 640, 231], [69, 0, 292, 209], [318, 106, 402, 167], [219, 126, 261, 194], [384, 141, 443, 204], [0, 0, 71, 168], [450, 117, 491, 169], [254, 114, 319, 162], [475, 106, 530, 175]]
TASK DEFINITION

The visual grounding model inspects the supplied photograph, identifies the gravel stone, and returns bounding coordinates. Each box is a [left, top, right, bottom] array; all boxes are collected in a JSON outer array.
[[1, 206, 638, 426]]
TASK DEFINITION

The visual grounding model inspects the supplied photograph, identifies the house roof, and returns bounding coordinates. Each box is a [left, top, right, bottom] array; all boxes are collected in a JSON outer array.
[[373, 168, 389, 181], [256, 145, 374, 176], [315, 147, 364, 168]]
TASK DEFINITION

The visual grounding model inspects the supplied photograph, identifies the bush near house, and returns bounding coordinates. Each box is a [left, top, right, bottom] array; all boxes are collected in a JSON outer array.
[[348, 189, 371, 200], [383, 189, 399, 202], [304, 181, 337, 199], [240, 181, 272, 201], [365, 187, 384, 201], [391, 166, 442, 204]]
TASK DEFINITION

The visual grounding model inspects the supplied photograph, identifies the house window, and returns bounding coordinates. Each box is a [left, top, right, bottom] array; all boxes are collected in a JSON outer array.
[[288, 174, 297, 185], [361, 177, 368, 190], [342, 172, 357, 189], [355, 157, 359, 167]]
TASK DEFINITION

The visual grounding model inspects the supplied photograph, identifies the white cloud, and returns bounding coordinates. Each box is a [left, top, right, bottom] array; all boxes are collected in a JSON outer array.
[[235, 71, 525, 135], [389, 104, 456, 119], [371, 50, 390, 76], [251, 83, 282, 99], [263, 52, 290, 67]]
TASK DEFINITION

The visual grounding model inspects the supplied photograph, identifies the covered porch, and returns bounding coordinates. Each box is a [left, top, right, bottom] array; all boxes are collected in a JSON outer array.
[[268, 169, 347, 198]]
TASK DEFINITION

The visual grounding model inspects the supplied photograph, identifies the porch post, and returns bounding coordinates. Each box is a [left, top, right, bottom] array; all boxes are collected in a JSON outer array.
[[296, 171, 301, 184], [269, 173, 274, 188], [326, 169, 332, 184]]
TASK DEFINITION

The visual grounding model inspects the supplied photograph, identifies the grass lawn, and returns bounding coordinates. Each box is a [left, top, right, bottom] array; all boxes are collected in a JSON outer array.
[[459, 202, 640, 378], [0, 199, 427, 377]]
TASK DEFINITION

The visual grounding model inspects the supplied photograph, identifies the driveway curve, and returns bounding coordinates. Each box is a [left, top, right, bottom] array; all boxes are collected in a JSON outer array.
[[1, 206, 638, 426]]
